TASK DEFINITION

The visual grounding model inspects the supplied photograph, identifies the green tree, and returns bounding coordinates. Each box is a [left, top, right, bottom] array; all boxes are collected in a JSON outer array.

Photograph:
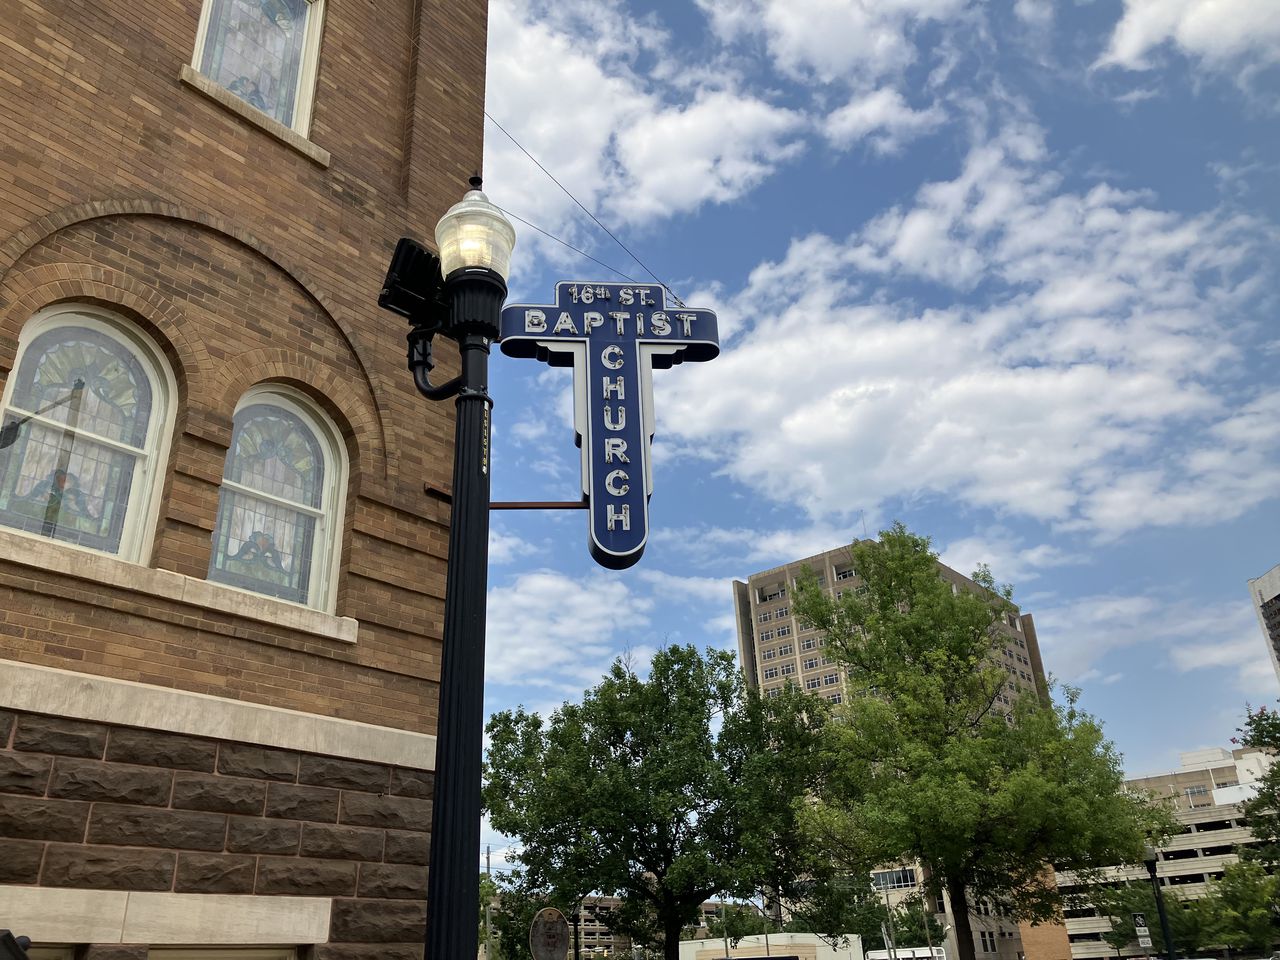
[[487, 871, 551, 960], [701, 904, 774, 945], [893, 893, 949, 950], [483, 645, 829, 960], [1239, 701, 1280, 867], [1090, 881, 1212, 956], [793, 525, 1176, 960], [784, 877, 889, 947], [479, 871, 500, 955], [1204, 860, 1280, 953], [784, 880, 945, 951]]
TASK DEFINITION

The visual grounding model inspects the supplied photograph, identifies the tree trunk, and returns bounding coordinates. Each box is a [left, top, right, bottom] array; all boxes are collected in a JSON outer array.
[[663, 908, 685, 960], [946, 875, 976, 960]]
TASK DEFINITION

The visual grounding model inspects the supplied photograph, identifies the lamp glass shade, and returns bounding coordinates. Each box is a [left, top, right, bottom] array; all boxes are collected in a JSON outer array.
[[434, 187, 516, 281]]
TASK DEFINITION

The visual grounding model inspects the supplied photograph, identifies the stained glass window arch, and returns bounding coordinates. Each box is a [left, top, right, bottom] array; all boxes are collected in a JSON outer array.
[[208, 387, 346, 611], [0, 306, 176, 561]]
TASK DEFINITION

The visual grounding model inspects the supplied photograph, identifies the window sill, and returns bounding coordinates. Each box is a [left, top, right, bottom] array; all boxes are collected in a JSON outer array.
[[179, 64, 331, 168], [0, 528, 357, 643]]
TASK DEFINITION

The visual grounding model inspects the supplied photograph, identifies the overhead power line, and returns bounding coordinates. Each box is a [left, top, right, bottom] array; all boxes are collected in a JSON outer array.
[[496, 206, 641, 284], [484, 111, 687, 307]]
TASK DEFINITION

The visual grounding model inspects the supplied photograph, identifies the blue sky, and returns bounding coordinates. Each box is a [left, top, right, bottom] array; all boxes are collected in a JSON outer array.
[[474, 0, 1280, 858]]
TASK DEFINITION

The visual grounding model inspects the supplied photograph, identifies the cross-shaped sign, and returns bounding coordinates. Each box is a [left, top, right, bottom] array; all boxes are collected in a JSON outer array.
[[500, 282, 719, 568]]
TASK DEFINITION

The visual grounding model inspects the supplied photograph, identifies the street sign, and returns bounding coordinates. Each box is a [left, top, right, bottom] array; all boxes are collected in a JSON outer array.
[[1134, 926, 1150, 937], [1137, 937, 1153, 948], [500, 282, 719, 569], [530, 906, 571, 960]]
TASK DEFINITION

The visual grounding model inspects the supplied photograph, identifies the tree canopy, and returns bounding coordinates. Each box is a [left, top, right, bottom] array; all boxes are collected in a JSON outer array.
[[482, 645, 829, 960], [1239, 701, 1280, 868], [1090, 880, 1213, 957], [793, 524, 1175, 960]]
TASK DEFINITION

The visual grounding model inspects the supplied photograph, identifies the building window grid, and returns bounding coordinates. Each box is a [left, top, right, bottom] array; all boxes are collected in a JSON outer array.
[[871, 867, 916, 890], [192, 0, 327, 135], [0, 309, 174, 563], [206, 390, 345, 611]]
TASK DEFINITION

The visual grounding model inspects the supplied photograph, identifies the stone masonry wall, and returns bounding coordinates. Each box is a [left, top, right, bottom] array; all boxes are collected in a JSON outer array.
[[0, 710, 433, 956]]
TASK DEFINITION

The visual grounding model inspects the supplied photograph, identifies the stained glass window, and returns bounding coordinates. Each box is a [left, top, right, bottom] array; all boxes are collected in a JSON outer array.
[[208, 398, 340, 607], [0, 323, 161, 554], [196, 0, 322, 130]]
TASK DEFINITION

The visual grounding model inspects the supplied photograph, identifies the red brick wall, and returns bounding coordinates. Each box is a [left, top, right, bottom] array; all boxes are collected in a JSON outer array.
[[0, 0, 490, 729]]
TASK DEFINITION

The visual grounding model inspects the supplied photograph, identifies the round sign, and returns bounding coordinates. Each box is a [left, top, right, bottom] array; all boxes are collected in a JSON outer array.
[[529, 906, 571, 960]]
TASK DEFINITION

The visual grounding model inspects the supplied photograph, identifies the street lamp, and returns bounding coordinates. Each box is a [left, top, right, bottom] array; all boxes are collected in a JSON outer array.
[[1142, 845, 1176, 960], [379, 177, 515, 960]]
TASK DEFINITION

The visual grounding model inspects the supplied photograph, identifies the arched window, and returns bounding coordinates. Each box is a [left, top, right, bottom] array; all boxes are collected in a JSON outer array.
[[208, 388, 345, 610], [0, 307, 174, 559]]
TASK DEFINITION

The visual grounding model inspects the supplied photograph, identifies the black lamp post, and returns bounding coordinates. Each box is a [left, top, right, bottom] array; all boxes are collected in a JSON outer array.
[[379, 177, 515, 960], [1142, 845, 1176, 960]]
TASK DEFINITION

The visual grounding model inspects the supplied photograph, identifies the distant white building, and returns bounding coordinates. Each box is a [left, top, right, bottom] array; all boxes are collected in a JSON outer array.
[[1055, 746, 1275, 960], [679, 932, 865, 960]]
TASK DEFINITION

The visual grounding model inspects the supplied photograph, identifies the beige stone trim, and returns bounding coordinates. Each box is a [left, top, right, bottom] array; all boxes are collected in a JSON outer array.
[[179, 65, 331, 167], [0, 527, 358, 643], [0, 886, 330, 943], [0, 659, 437, 770]]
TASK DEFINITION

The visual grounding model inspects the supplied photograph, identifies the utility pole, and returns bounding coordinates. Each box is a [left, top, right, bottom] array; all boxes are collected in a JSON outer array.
[[485, 845, 494, 960], [877, 879, 900, 960]]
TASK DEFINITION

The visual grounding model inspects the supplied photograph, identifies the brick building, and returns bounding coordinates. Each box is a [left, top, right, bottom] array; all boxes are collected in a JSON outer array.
[[0, 0, 488, 955]]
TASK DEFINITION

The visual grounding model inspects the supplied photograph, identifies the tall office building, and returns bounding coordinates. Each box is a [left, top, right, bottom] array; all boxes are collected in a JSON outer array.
[[733, 544, 1049, 710], [0, 0, 488, 954], [1248, 563, 1280, 685], [733, 543, 1066, 960]]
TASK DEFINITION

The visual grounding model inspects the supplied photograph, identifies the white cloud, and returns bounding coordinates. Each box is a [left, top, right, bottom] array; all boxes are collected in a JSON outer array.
[[1014, 0, 1053, 30], [484, 0, 806, 276], [651, 115, 1274, 537], [697, 0, 973, 86], [485, 569, 653, 690], [1096, 0, 1280, 85], [650, 521, 863, 571], [489, 528, 537, 564], [824, 88, 947, 154], [635, 569, 736, 605], [940, 528, 1084, 584], [1034, 592, 1278, 697]]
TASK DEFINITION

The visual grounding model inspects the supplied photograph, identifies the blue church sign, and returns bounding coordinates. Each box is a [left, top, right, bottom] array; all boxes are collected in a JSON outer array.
[[499, 283, 719, 569]]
